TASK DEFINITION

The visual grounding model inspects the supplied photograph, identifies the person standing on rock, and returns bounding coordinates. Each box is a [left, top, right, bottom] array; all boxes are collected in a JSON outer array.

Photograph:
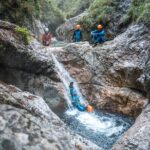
[[90, 24, 105, 46], [72, 24, 83, 42], [42, 28, 52, 46]]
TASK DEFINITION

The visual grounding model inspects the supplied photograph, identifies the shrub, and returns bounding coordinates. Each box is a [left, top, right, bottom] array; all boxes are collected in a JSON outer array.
[[15, 27, 31, 45], [121, 0, 150, 26], [78, 0, 118, 30]]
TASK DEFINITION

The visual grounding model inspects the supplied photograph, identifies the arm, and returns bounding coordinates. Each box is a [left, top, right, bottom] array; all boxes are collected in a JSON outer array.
[[91, 30, 97, 35], [97, 30, 105, 36]]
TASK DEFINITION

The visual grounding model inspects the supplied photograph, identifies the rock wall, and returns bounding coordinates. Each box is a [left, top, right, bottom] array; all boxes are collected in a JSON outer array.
[[53, 0, 91, 17], [0, 21, 55, 77], [55, 24, 150, 117], [0, 0, 64, 36], [0, 82, 101, 150], [111, 104, 150, 150], [0, 21, 65, 113]]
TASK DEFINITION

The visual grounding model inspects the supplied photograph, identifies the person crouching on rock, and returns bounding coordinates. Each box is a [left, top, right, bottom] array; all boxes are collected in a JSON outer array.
[[72, 24, 82, 42], [90, 24, 105, 46], [42, 28, 52, 46]]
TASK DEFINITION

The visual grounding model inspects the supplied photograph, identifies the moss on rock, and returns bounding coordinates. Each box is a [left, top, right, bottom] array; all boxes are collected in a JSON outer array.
[[15, 27, 31, 45], [123, 0, 150, 26]]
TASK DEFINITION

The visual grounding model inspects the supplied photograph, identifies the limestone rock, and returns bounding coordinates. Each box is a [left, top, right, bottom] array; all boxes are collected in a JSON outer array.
[[0, 20, 55, 77], [0, 82, 101, 150], [111, 104, 150, 150], [96, 87, 148, 117]]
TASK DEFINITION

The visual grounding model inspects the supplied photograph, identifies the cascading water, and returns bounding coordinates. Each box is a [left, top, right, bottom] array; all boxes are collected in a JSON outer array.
[[51, 53, 87, 107], [51, 50, 133, 150]]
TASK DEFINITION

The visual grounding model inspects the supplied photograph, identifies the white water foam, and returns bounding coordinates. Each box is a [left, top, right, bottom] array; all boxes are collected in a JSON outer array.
[[65, 109, 127, 137]]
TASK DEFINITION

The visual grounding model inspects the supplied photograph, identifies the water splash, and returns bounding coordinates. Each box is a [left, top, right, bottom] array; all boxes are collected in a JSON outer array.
[[64, 109, 133, 150], [65, 109, 130, 135]]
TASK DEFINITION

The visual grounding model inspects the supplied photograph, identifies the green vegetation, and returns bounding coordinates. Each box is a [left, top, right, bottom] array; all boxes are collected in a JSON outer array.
[[53, 0, 92, 17], [0, 0, 36, 25], [78, 0, 150, 33], [122, 0, 150, 26], [1, 0, 149, 38], [15, 27, 31, 45], [0, 0, 64, 29], [78, 0, 118, 29], [39, 0, 63, 22]]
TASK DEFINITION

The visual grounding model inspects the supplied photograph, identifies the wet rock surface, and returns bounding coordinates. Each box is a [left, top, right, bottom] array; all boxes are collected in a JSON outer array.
[[95, 86, 148, 117], [0, 82, 101, 150], [111, 104, 150, 150]]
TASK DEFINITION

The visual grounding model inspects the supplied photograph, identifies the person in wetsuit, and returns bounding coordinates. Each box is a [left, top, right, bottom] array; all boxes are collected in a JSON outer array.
[[69, 82, 86, 111], [72, 24, 83, 42]]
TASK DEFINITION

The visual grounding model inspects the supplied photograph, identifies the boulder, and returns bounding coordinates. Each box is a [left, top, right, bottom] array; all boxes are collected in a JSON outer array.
[[96, 86, 148, 117], [111, 104, 150, 150], [0, 20, 67, 113], [0, 81, 101, 150], [63, 25, 150, 89], [0, 21, 55, 77], [0, 67, 65, 111]]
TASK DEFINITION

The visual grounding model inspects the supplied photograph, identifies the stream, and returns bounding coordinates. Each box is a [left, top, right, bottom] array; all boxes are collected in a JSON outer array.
[[51, 47, 134, 150]]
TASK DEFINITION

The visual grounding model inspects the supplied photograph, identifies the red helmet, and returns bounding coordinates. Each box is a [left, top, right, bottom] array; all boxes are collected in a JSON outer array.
[[97, 24, 103, 30]]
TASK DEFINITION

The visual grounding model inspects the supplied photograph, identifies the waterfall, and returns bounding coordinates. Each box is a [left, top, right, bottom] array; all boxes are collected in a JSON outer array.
[[51, 53, 88, 109]]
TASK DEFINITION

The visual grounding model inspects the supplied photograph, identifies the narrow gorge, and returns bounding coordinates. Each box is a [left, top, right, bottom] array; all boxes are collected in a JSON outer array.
[[0, 0, 150, 150]]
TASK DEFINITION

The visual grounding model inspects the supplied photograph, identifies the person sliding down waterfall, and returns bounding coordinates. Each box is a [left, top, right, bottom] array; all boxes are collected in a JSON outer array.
[[72, 24, 82, 42], [90, 24, 105, 47], [69, 82, 93, 112], [42, 28, 52, 46]]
